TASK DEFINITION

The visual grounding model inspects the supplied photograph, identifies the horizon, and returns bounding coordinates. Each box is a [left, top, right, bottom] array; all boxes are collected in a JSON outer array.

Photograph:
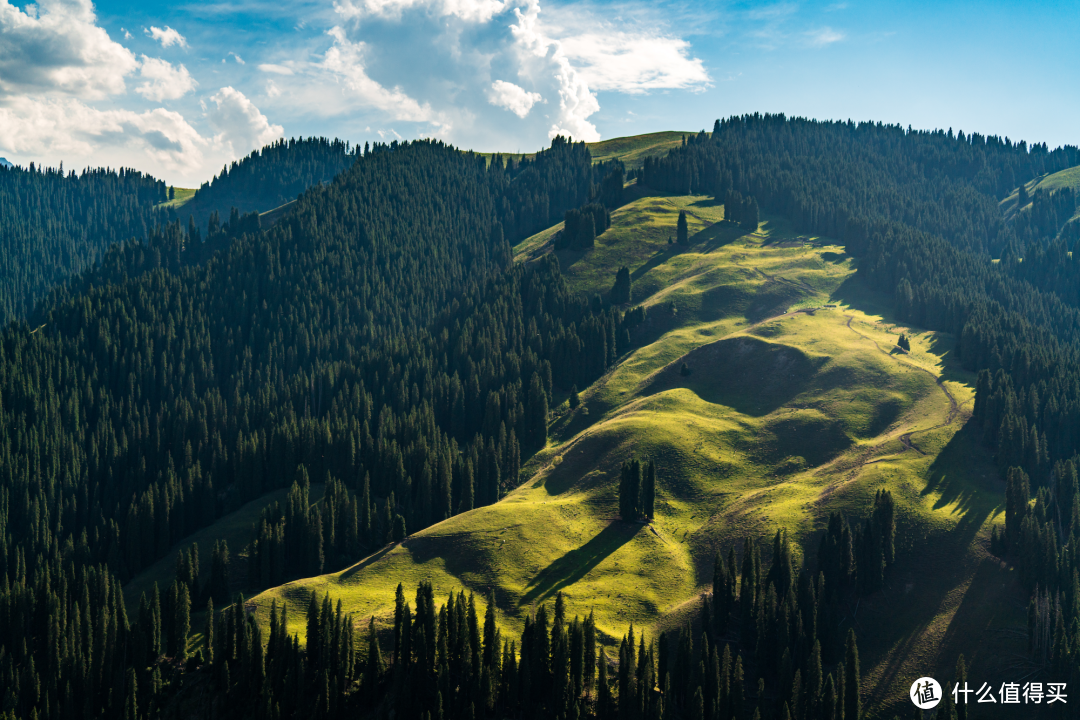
[[1, 0, 1078, 186]]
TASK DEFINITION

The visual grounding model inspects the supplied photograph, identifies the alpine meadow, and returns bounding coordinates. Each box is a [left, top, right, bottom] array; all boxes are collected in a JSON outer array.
[[4, 67, 1080, 720]]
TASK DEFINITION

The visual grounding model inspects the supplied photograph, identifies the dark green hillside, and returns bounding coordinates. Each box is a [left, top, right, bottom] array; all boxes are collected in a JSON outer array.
[[175, 137, 359, 230], [2, 119, 1080, 720], [0, 137, 638, 719], [0, 163, 167, 325]]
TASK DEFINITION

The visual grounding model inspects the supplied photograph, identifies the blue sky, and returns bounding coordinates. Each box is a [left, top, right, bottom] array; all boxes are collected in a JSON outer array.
[[1, 0, 1077, 185]]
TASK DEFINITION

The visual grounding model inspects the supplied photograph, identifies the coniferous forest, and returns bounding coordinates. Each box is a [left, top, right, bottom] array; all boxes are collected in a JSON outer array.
[[1, 115, 1079, 720]]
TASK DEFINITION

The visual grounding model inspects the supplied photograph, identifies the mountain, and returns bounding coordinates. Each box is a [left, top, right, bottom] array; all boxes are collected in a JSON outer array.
[[0, 162, 167, 326], [165, 136, 358, 230], [1, 119, 1079, 720], [0, 157, 11, 168]]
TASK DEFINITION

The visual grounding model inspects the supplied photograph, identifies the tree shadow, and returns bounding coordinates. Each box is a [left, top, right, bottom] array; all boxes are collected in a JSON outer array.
[[921, 419, 1003, 543], [339, 544, 395, 580], [631, 247, 679, 281], [693, 222, 745, 253], [519, 521, 641, 607]]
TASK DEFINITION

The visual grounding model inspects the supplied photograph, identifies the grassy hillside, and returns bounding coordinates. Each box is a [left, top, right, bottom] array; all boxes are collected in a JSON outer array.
[[474, 131, 700, 170], [158, 186, 196, 209], [124, 484, 325, 608], [247, 188, 1021, 717], [587, 131, 700, 170], [1001, 164, 1080, 219]]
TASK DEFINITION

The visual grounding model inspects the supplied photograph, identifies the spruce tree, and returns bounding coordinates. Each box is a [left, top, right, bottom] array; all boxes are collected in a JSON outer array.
[[643, 460, 656, 519], [844, 629, 861, 720], [677, 210, 689, 245], [175, 583, 191, 663]]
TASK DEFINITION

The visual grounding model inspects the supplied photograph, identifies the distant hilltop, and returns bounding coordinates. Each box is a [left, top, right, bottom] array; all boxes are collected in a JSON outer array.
[[0, 158, 11, 168]]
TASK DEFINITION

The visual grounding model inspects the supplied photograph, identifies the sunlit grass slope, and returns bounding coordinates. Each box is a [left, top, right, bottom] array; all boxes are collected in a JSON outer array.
[[587, 132, 700, 170], [473, 131, 701, 170], [249, 188, 1020, 716], [157, 186, 196, 209], [1002, 164, 1080, 220]]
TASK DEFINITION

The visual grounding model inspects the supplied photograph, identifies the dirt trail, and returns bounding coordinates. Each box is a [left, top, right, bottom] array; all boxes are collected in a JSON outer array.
[[843, 314, 961, 445], [846, 317, 959, 427], [817, 315, 965, 502]]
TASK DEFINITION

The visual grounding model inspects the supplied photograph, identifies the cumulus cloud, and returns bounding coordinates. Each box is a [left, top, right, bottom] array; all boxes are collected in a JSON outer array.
[[145, 25, 187, 49], [488, 80, 541, 117], [136, 56, 197, 101], [334, 0, 507, 23], [320, 26, 446, 128], [0, 0, 138, 99], [510, 0, 600, 141], [557, 31, 710, 94], [0, 95, 208, 173], [206, 86, 284, 158]]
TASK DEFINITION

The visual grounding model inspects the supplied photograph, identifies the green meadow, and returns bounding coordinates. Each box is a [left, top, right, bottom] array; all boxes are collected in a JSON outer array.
[[242, 175, 1022, 714]]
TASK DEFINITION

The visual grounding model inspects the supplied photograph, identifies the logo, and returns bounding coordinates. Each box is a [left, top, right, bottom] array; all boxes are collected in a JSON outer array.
[[911, 677, 942, 709]]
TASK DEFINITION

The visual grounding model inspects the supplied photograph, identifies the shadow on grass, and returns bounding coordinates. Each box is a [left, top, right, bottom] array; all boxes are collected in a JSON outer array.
[[339, 544, 396, 580], [694, 222, 745, 253], [631, 247, 679, 282], [922, 419, 1002, 538], [519, 521, 641, 607]]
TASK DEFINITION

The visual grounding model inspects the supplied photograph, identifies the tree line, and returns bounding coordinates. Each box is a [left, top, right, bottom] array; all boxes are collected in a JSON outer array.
[[640, 112, 1080, 690]]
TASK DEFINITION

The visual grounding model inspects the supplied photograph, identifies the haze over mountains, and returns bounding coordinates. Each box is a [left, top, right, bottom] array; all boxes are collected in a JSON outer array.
[[1, 115, 1079, 720]]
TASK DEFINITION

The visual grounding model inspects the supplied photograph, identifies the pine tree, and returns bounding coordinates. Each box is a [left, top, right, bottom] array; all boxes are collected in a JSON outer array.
[[677, 211, 689, 245], [844, 629, 861, 720], [527, 373, 549, 450], [175, 583, 191, 663], [205, 598, 215, 666], [612, 267, 632, 304], [643, 460, 656, 519], [392, 514, 407, 542]]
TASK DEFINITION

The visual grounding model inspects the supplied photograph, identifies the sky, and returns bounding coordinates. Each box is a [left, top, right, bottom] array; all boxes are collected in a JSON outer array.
[[1, 0, 1078, 187]]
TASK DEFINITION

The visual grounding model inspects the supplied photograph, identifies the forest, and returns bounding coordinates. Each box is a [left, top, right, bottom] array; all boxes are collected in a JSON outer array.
[[0, 114, 1079, 719]]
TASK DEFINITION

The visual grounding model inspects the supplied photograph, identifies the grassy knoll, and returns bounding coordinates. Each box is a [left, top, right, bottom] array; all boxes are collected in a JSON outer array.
[[587, 131, 700, 170], [248, 189, 1019, 717], [472, 131, 700, 170], [157, 186, 196, 209], [1001, 164, 1080, 220]]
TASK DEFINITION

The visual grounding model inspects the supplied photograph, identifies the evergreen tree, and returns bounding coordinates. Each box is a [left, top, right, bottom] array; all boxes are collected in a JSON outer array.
[[677, 210, 689, 245], [612, 266, 632, 304], [844, 629, 861, 720], [175, 583, 191, 663]]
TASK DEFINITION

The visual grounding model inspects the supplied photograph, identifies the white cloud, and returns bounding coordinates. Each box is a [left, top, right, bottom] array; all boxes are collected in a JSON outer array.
[[146, 25, 187, 49], [0, 0, 138, 99], [806, 27, 845, 46], [488, 79, 541, 117], [258, 63, 295, 75], [334, 0, 507, 23], [0, 95, 208, 174], [0, 88, 284, 184], [558, 31, 710, 94], [510, 0, 599, 141], [206, 86, 284, 158], [136, 56, 197, 101], [266, 80, 281, 98], [229, 52, 245, 64], [122, 28, 133, 40], [320, 26, 447, 128]]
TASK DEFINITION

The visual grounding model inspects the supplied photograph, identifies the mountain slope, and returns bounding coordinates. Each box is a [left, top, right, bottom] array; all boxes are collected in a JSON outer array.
[[248, 188, 1015, 716]]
